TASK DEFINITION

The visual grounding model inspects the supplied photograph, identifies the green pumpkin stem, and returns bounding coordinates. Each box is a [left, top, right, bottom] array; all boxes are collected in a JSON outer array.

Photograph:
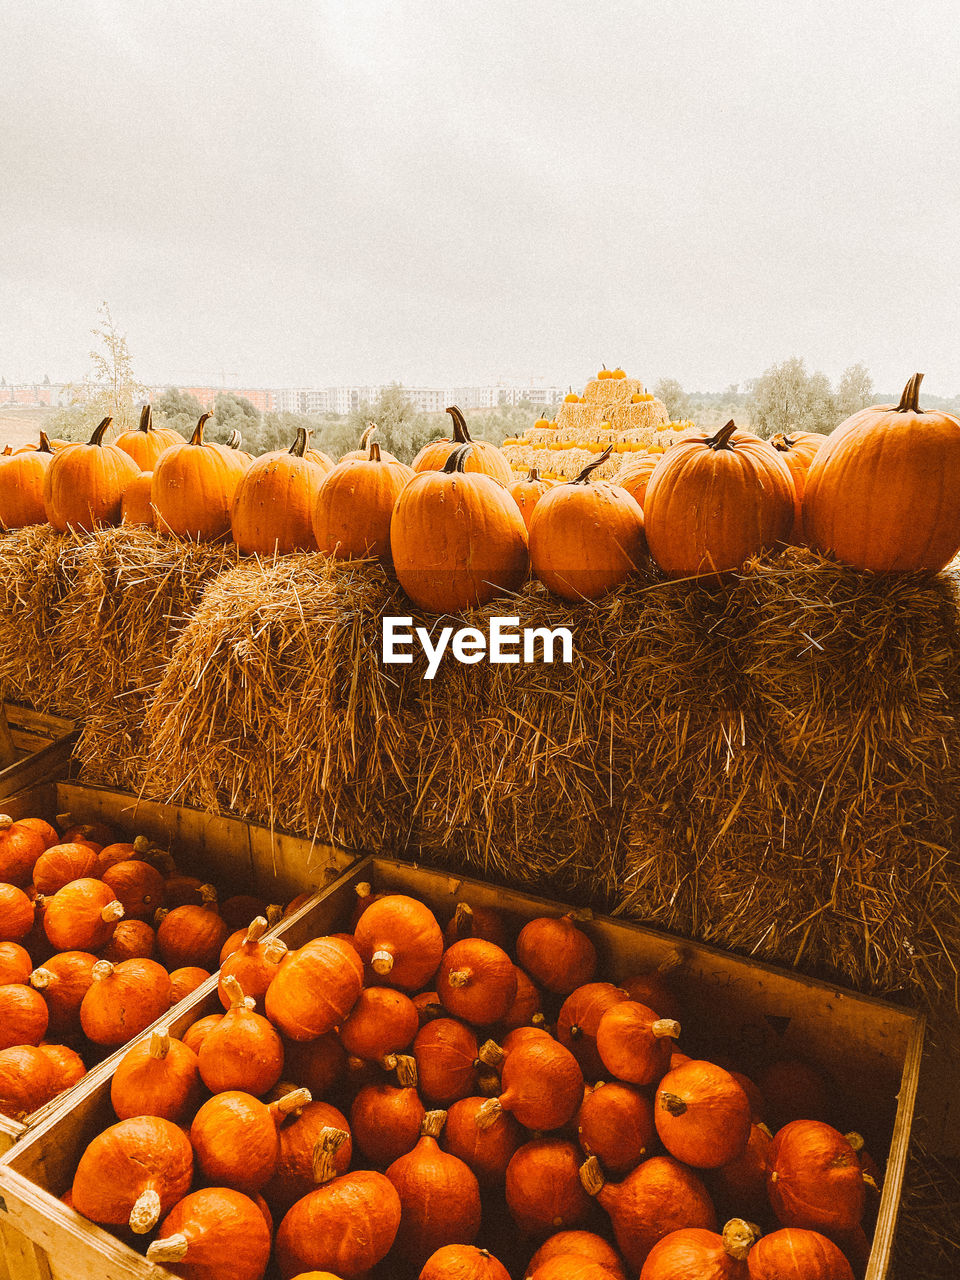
[[37, 432, 53, 455], [89, 417, 113, 447], [571, 445, 613, 483], [445, 405, 473, 444], [289, 426, 308, 458], [708, 421, 739, 451], [138, 404, 152, 434], [897, 373, 924, 413], [369, 440, 381, 463], [442, 444, 473, 474], [190, 413, 212, 446]]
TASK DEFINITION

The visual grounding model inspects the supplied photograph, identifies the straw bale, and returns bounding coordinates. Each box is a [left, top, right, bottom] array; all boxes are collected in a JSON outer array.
[[610, 400, 669, 432], [555, 403, 604, 435], [581, 377, 644, 404]]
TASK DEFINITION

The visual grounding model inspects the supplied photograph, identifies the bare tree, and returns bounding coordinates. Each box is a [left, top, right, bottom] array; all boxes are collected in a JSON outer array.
[[835, 362, 874, 420]]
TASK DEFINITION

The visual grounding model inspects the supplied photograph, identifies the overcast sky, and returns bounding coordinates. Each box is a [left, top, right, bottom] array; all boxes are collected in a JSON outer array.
[[2, 1, 959, 393]]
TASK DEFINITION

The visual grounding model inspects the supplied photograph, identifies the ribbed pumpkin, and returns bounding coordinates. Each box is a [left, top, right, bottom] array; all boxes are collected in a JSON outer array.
[[275, 1169, 401, 1278], [30, 950, 97, 1033], [442, 1094, 522, 1186], [413, 406, 513, 484], [529, 449, 647, 601], [577, 1081, 656, 1175], [0, 816, 47, 885], [526, 1232, 628, 1280], [114, 404, 184, 469], [0, 433, 56, 528], [770, 432, 828, 543], [613, 452, 660, 510], [43, 417, 141, 532], [198, 974, 284, 1096], [413, 1018, 480, 1106], [510, 466, 554, 531], [231, 427, 329, 554], [43, 878, 123, 950], [350, 1057, 425, 1165], [71, 1115, 194, 1234], [516, 915, 597, 996], [421, 1245, 512, 1280], [505, 1138, 591, 1235], [79, 958, 173, 1045], [15, 816, 59, 849], [111, 1027, 201, 1121], [190, 1086, 311, 1194], [745, 1227, 855, 1280], [353, 895, 444, 991], [339, 986, 419, 1061], [391, 445, 529, 614], [145, 1187, 272, 1280], [655, 1061, 752, 1169], [264, 935, 364, 1040], [313, 438, 414, 562], [152, 413, 249, 541], [596, 1001, 681, 1086], [638, 1220, 758, 1280], [766, 1121, 865, 1234], [643, 421, 796, 577], [477, 1036, 583, 1131], [0, 1045, 58, 1120], [437, 939, 518, 1026], [0, 983, 48, 1049], [557, 983, 629, 1079], [339, 423, 400, 464], [804, 373, 960, 570], [120, 471, 155, 527], [32, 842, 100, 894]]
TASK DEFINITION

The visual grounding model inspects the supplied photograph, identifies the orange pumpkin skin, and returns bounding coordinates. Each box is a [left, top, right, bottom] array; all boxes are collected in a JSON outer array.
[[182, 1013, 223, 1055], [0, 1045, 58, 1120], [0, 983, 48, 1049], [501, 967, 544, 1031], [386, 1113, 483, 1267], [152, 413, 249, 542], [614, 453, 660, 510], [29, 951, 97, 1033], [0, 819, 47, 886], [443, 902, 511, 951], [198, 984, 284, 1097], [655, 1061, 753, 1168], [275, 1170, 402, 1278], [0, 883, 35, 942], [767, 1121, 865, 1234], [391, 445, 529, 614], [351, 1080, 425, 1166], [596, 1001, 680, 1086], [558, 983, 629, 1079], [713, 1121, 773, 1219], [353, 896, 444, 992], [516, 916, 597, 996], [643, 422, 796, 578], [102, 918, 156, 962], [804, 373, 960, 570], [0, 941, 32, 985], [120, 471, 156, 526], [770, 432, 828, 543], [43, 418, 141, 532], [218, 928, 287, 1012], [264, 936, 364, 1040], [283, 1033, 347, 1098], [190, 1090, 284, 1193], [442, 1095, 522, 1186], [32, 843, 100, 894], [340, 986, 419, 1060], [421, 1244, 512, 1279], [157, 904, 230, 970], [505, 1138, 591, 1235], [638, 1224, 755, 1280], [745, 1228, 854, 1280], [510, 467, 554, 531], [527, 1231, 627, 1280], [111, 1029, 200, 1122], [313, 440, 415, 561], [101, 859, 166, 919], [231, 428, 329, 555], [530, 1260, 623, 1280], [147, 1187, 272, 1280], [413, 1018, 480, 1106], [529, 453, 647, 602], [438, 939, 518, 1027], [38, 1043, 86, 1093], [491, 1037, 584, 1131], [80, 959, 173, 1046], [15, 817, 59, 850], [577, 1082, 656, 1175], [114, 405, 184, 470], [0, 434, 56, 528], [413, 406, 513, 485], [72, 1116, 194, 1233], [43, 879, 123, 951]]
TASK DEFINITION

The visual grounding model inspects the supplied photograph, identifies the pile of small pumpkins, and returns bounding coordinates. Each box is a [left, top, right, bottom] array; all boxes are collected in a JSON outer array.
[[0, 809, 298, 1125], [60, 886, 877, 1279]]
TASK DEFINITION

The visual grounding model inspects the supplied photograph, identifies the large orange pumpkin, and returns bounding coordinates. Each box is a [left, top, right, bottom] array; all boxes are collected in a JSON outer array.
[[152, 413, 249, 541], [614, 453, 660, 510], [313, 439, 414, 562], [770, 432, 828, 543], [745, 1227, 854, 1279], [391, 445, 529, 614], [413, 406, 513, 484], [0, 433, 56, 528], [114, 404, 184, 470], [803, 372, 960, 570], [643, 421, 796, 577], [528, 449, 647, 602], [120, 472, 155, 527], [231, 427, 328, 555], [766, 1120, 865, 1234], [638, 1221, 758, 1280], [43, 418, 141, 532]]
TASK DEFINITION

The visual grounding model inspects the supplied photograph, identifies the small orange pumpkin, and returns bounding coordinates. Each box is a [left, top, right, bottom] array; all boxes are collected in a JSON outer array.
[[339, 986, 419, 1062], [350, 1056, 425, 1166], [596, 1001, 681, 1086], [145, 1187, 272, 1280], [557, 982, 629, 1079], [264, 935, 364, 1041], [516, 915, 597, 996], [198, 974, 284, 1096], [43, 417, 141, 532], [437, 939, 518, 1027], [313, 438, 415, 562], [71, 1115, 194, 1234], [32, 843, 100, 894], [190, 1086, 312, 1194], [353, 895, 444, 991], [766, 1120, 865, 1234], [477, 1036, 583, 1132], [157, 903, 230, 970], [638, 1220, 758, 1280], [745, 1227, 855, 1279], [770, 432, 828, 543], [114, 404, 184, 470], [0, 883, 34, 942], [655, 1061, 752, 1168], [30, 951, 97, 1033], [43, 878, 123, 951], [509, 466, 554, 531], [0, 433, 56, 528], [101, 859, 166, 919], [505, 1138, 591, 1235], [111, 1026, 201, 1121], [0, 983, 48, 1049], [79, 958, 173, 1045], [152, 413, 249, 541], [0, 1045, 58, 1120], [577, 1081, 656, 1175], [0, 816, 47, 886]]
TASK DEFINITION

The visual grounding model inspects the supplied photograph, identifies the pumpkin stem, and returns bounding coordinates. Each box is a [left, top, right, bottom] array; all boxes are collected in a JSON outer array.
[[722, 1219, 759, 1261], [369, 440, 381, 463], [354, 881, 372, 903], [148, 1028, 171, 1060], [145, 1233, 189, 1261], [441, 444, 473, 474], [200, 883, 218, 906], [91, 960, 115, 981], [29, 967, 53, 990], [265, 903, 283, 926], [37, 432, 53, 454], [190, 413, 212, 446], [897, 372, 924, 412], [129, 1189, 162, 1235], [0, 816, 10, 830], [708, 421, 739, 450], [531, 1012, 548, 1028], [312, 1126, 349, 1185], [845, 1131, 865, 1154], [451, 903, 474, 939], [571, 446, 613, 482], [421, 1109, 447, 1139], [652, 1018, 681, 1040], [221, 973, 249, 1008], [242, 917, 268, 945], [578, 1155, 605, 1197], [371, 948, 395, 976], [659, 1091, 687, 1117], [526, 466, 540, 482], [447, 967, 472, 990], [770, 433, 793, 452], [269, 1087, 312, 1122], [478, 1040, 507, 1070], [395, 1054, 419, 1088], [477, 1069, 501, 1096], [138, 404, 152, 434], [445, 405, 472, 443], [380, 1053, 400, 1072], [289, 427, 309, 458], [227, 429, 243, 450], [263, 937, 288, 964], [100, 900, 124, 924], [89, 417, 113, 447], [132, 835, 151, 856], [474, 1098, 503, 1130]]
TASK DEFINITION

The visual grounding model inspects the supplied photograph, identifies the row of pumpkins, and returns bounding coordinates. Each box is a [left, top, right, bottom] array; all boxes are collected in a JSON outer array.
[[53, 885, 873, 1279], [0, 810, 304, 1124], [1, 371, 957, 613]]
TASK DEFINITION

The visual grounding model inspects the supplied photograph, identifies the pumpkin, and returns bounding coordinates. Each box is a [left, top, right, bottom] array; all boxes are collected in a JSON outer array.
[[386, 1110, 482, 1266], [579, 1155, 717, 1271], [43, 878, 123, 951], [413, 406, 513, 484], [275, 1168, 401, 1278], [526, 1231, 627, 1280], [80, 958, 173, 1045], [0, 983, 48, 1049], [265, 936, 364, 1040], [15, 816, 59, 849], [95, 840, 141, 872], [354, 895, 444, 991], [145, 1187, 272, 1280], [0, 941, 31, 985], [157, 903, 230, 970], [557, 983, 629, 1079], [391, 444, 529, 614], [30, 951, 97, 1033], [421, 1244, 511, 1279], [226, 429, 253, 464], [767, 1121, 865, 1234], [643, 421, 796, 577], [501, 1026, 553, 1055], [111, 1026, 201, 1121], [38, 1043, 86, 1093], [169, 966, 211, 1002], [531, 1260, 623, 1280], [576, 1081, 656, 1175], [218, 918, 288, 1010], [596, 1001, 681, 1086], [770, 432, 828, 543], [529, 450, 647, 601], [32, 842, 100, 894], [220, 894, 272, 932], [182, 1012, 224, 1055], [231, 427, 329, 554], [0, 433, 57, 528], [755, 1060, 831, 1131], [443, 901, 511, 951], [152, 413, 249, 541], [339, 423, 399, 464], [729, 1072, 766, 1125], [477, 1036, 583, 1131], [803, 373, 960, 570], [502, 967, 544, 1031], [43, 417, 141, 532], [351, 1056, 425, 1165], [0, 883, 35, 942], [638, 1220, 758, 1280], [283, 1033, 347, 1098], [348, 879, 383, 927], [102, 918, 157, 962], [745, 1228, 854, 1280], [655, 1061, 752, 1168], [121, 473, 156, 527], [516, 916, 597, 996], [613, 453, 660, 510], [506, 1138, 591, 1235], [313, 438, 414, 562], [510, 467, 554, 532], [0, 1045, 58, 1120], [442, 1094, 522, 1186], [60, 819, 120, 847], [100, 858, 166, 919], [438, 939, 518, 1026], [114, 404, 184, 470], [713, 1120, 774, 1220], [71, 1115, 194, 1234], [199, 974, 284, 1096], [0, 816, 47, 886], [413, 1018, 480, 1106], [339, 985, 419, 1061], [190, 1086, 311, 1194]]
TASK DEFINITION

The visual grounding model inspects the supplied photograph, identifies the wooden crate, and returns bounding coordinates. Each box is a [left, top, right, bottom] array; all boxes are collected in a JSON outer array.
[[0, 855, 924, 1280], [0, 706, 76, 802]]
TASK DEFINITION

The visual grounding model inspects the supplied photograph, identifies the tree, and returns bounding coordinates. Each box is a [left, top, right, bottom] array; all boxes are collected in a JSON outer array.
[[84, 301, 145, 430], [835, 362, 874, 420], [748, 357, 838, 439], [653, 378, 691, 421], [152, 387, 204, 437], [343, 384, 435, 464]]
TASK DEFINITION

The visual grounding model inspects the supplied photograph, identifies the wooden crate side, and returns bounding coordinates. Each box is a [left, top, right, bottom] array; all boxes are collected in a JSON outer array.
[[0, 707, 78, 802]]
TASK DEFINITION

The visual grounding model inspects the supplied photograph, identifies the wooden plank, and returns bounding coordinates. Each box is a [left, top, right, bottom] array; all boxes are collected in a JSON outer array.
[[0, 706, 17, 769], [0, 738, 78, 803], [0, 1221, 54, 1280]]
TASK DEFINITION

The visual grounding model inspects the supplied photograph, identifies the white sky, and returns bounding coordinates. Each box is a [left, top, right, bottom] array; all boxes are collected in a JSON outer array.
[[2, 0, 959, 393]]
